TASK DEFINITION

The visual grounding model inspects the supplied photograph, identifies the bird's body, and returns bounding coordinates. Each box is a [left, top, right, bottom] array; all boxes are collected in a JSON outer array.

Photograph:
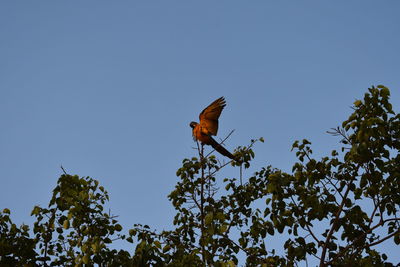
[[190, 97, 236, 160], [191, 123, 213, 144]]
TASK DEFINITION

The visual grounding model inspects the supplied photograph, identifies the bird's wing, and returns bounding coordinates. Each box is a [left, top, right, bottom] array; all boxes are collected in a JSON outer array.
[[199, 97, 226, 136]]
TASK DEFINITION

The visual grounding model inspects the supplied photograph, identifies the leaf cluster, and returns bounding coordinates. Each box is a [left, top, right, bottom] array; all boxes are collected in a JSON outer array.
[[0, 86, 399, 266]]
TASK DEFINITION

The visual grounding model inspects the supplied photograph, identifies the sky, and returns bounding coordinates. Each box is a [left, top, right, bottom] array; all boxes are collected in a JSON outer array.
[[1, 1, 400, 264]]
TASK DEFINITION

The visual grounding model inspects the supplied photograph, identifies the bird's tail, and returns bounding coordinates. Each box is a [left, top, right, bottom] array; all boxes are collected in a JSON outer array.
[[209, 137, 236, 160]]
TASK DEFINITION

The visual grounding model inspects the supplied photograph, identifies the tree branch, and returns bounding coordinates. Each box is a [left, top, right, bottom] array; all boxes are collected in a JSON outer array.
[[319, 180, 352, 266]]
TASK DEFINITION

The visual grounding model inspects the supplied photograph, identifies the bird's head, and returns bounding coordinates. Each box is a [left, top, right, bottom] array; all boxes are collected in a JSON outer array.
[[189, 121, 198, 129]]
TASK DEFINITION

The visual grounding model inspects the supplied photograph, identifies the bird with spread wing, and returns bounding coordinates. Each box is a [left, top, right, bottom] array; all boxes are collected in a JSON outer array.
[[190, 97, 236, 160]]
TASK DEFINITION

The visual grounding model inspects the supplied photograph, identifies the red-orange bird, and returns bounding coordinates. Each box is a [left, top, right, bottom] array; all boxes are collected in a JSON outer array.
[[190, 97, 235, 160]]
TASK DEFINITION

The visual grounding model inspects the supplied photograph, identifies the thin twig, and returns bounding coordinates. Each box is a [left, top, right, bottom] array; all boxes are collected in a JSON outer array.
[[60, 165, 68, 175], [289, 195, 321, 245], [197, 142, 206, 265], [368, 228, 400, 247], [240, 165, 243, 186], [327, 217, 400, 265], [319, 178, 352, 266], [325, 176, 344, 200]]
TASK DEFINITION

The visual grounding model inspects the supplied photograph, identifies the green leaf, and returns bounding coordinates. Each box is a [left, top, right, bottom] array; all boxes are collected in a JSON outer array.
[[154, 240, 161, 249], [354, 100, 362, 107], [82, 254, 90, 264], [114, 224, 122, 231], [205, 212, 214, 225], [163, 244, 171, 252], [129, 229, 136, 236], [394, 233, 400, 245], [220, 224, 228, 233], [2, 208, 10, 214], [62, 219, 69, 229], [379, 86, 390, 97]]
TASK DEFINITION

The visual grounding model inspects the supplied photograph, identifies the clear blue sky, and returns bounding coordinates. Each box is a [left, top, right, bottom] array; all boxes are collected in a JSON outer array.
[[1, 1, 399, 264]]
